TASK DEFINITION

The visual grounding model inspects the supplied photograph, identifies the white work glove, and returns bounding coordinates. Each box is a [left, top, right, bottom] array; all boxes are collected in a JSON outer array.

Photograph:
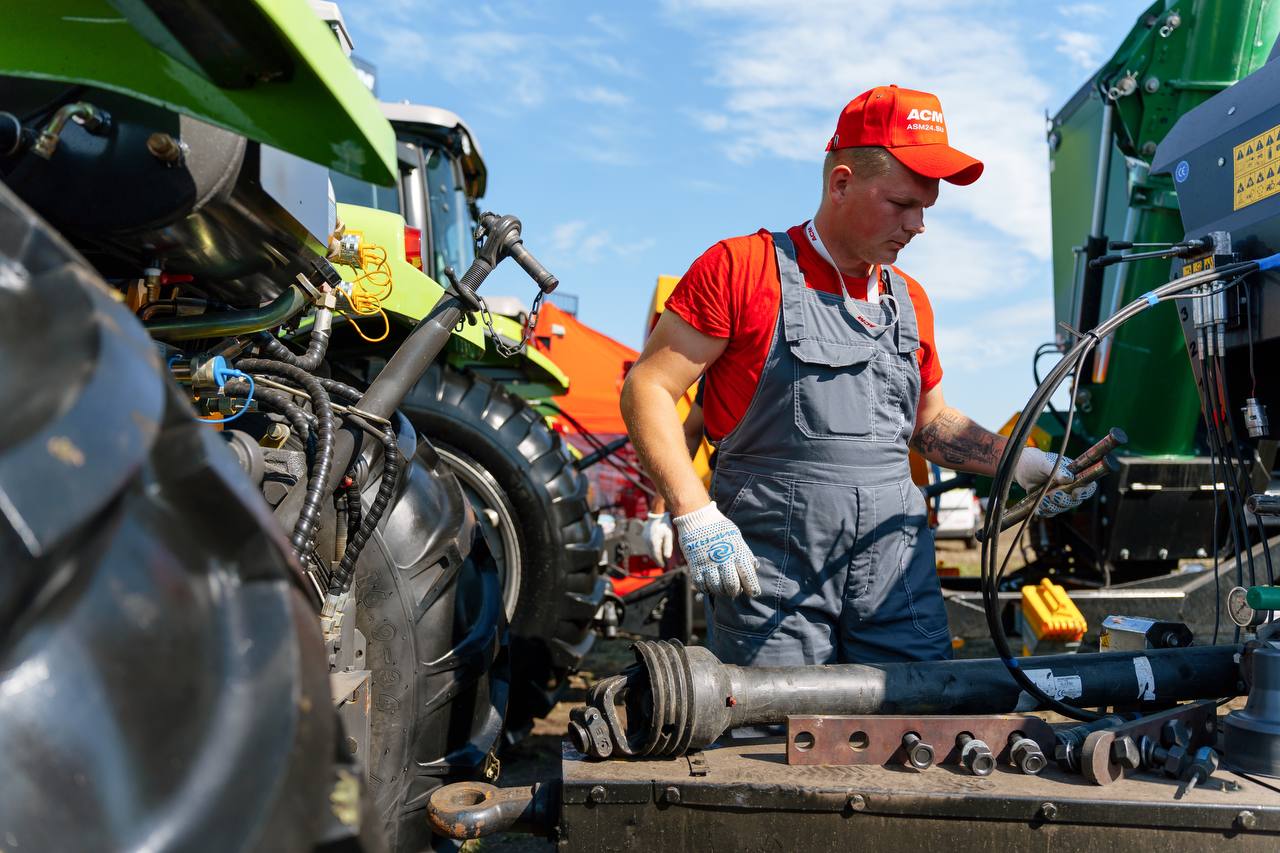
[[642, 512, 674, 564], [672, 502, 762, 598], [1014, 448, 1098, 518]]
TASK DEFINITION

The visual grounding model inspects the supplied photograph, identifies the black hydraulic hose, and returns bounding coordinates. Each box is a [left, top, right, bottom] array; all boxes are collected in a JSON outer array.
[[1205, 354, 1253, 591], [1214, 350, 1274, 585], [344, 477, 362, 560], [249, 385, 317, 435], [236, 358, 335, 557], [982, 258, 1265, 721], [331, 421, 401, 595], [254, 323, 331, 373]]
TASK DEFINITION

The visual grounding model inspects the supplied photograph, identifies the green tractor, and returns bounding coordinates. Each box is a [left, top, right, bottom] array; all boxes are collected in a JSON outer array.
[[324, 95, 606, 737], [0, 2, 569, 850], [959, 0, 1280, 640]]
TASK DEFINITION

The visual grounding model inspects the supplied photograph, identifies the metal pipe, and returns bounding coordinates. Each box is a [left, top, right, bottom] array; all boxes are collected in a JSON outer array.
[[569, 640, 1244, 760], [978, 454, 1120, 540], [144, 285, 308, 341], [1089, 99, 1114, 239], [32, 102, 110, 159]]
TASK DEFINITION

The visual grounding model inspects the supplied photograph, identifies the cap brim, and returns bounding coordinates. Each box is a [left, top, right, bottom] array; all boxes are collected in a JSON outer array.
[[889, 144, 984, 186]]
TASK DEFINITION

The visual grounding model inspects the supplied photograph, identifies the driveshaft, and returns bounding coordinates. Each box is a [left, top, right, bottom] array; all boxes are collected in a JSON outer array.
[[568, 640, 1243, 760]]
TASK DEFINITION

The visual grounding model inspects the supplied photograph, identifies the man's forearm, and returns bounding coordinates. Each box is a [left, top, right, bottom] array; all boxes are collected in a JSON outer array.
[[621, 377, 711, 517], [910, 406, 1009, 476]]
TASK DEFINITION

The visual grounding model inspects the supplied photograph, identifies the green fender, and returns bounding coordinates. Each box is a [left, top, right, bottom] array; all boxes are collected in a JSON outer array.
[[2, 0, 394, 183]]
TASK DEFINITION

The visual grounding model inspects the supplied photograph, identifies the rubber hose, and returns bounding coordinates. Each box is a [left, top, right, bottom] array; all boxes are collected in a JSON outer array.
[[235, 358, 335, 557], [331, 422, 401, 594], [255, 324, 331, 373]]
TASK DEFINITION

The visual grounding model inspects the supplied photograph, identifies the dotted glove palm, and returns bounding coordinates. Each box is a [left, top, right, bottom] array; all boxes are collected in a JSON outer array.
[[672, 502, 762, 598], [641, 512, 674, 564], [1014, 448, 1098, 518]]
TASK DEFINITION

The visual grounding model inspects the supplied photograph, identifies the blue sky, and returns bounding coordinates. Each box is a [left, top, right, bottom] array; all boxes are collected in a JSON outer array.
[[340, 0, 1150, 426]]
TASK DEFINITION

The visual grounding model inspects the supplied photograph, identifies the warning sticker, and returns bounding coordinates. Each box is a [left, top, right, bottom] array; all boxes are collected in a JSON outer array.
[[1233, 122, 1280, 209], [1180, 255, 1216, 278]]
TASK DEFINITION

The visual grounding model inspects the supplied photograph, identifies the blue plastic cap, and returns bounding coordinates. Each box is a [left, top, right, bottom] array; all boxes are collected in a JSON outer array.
[[1257, 253, 1280, 272]]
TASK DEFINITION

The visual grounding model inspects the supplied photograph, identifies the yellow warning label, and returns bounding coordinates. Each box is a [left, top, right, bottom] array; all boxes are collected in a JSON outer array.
[[1233, 122, 1280, 209], [1181, 255, 1216, 277]]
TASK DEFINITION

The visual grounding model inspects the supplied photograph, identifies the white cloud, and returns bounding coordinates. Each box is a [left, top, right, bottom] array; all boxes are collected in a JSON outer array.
[[547, 219, 651, 265], [1056, 31, 1105, 71], [660, 0, 1055, 262], [575, 86, 631, 107], [934, 299, 1054, 374], [1058, 3, 1109, 20]]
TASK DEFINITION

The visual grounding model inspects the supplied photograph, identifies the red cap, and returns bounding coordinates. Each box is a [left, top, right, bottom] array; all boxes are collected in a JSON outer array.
[[826, 85, 983, 186]]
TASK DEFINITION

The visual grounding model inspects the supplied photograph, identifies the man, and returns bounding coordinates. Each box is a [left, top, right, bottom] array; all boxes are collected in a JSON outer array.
[[621, 85, 1096, 667]]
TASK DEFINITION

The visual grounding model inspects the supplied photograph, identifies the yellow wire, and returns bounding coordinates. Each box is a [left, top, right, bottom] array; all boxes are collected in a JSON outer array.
[[341, 241, 394, 343]]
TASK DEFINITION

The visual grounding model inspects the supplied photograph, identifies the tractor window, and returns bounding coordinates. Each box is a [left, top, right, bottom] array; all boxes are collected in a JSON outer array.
[[423, 147, 472, 283], [329, 170, 401, 214]]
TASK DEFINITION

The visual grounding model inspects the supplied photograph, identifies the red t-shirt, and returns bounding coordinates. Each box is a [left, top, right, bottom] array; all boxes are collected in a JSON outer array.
[[666, 225, 943, 442]]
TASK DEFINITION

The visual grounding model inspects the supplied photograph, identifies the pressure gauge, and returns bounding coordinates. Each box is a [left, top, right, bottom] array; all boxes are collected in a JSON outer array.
[[1228, 586, 1268, 628]]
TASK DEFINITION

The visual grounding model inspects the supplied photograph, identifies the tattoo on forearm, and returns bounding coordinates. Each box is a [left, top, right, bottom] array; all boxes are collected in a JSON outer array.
[[910, 408, 1001, 469]]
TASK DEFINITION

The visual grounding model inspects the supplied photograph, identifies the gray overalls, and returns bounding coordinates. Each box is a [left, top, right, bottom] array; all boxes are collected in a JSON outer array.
[[705, 232, 952, 666]]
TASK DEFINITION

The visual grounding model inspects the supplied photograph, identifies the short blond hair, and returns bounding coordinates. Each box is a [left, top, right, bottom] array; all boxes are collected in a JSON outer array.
[[822, 146, 894, 194]]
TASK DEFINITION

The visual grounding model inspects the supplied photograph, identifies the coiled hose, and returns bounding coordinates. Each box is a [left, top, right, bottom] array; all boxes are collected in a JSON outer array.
[[235, 358, 336, 557], [254, 321, 331, 373], [316, 376, 404, 595]]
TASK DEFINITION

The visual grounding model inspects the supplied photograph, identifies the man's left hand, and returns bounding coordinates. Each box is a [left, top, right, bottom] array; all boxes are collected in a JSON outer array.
[[1014, 448, 1098, 518]]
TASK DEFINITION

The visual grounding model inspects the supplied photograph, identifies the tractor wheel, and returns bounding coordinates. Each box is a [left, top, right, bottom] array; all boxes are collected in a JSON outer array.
[[402, 363, 605, 737]]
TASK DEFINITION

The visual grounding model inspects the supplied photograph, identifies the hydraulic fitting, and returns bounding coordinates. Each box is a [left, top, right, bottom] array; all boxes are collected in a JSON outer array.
[[32, 102, 111, 159], [957, 732, 995, 777], [1243, 398, 1269, 438], [1008, 732, 1046, 775], [901, 732, 935, 770]]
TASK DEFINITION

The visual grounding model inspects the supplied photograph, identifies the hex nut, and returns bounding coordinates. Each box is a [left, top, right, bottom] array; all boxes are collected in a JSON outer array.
[[1111, 736, 1141, 770], [1162, 720, 1191, 749], [848, 793, 867, 812], [1163, 744, 1190, 778], [663, 786, 681, 804], [1237, 810, 1258, 830], [588, 785, 606, 804], [1040, 802, 1058, 821]]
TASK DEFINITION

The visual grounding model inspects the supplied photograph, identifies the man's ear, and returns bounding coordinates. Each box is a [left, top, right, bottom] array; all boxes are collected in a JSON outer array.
[[828, 163, 853, 203]]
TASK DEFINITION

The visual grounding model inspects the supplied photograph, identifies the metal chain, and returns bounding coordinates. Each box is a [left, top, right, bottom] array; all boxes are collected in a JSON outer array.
[[481, 288, 546, 358]]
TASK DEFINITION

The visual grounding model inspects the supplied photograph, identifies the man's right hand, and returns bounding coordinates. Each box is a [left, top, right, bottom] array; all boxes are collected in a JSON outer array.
[[672, 502, 761, 598]]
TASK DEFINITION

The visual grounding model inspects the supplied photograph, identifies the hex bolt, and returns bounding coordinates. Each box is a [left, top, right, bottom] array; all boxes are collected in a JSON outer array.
[[1162, 720, 1192, 749], [588, 785, 606, 804], [957, 732, 995, 777], [847, 793, 867, 812], [1237, 810, 1258, 830], [662, 786, 681, 805], [902, 732, 935, 770], [1140, 735, 1191, 778], [1008, 733, 1047, 775], [1040, 802, 1059, 821], [1111, 735, 1141, 771]]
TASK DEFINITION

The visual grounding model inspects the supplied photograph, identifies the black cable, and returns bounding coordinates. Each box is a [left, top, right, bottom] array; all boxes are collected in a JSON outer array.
[[1217, 352, 1273, 585], [237, 358, 336, 557], [255, 323, 332, 373], [981, 258, 1262, 721], [1033, 342, 1071, 433], [1206, 353, 1257, 590], [331, 419, 402, 595]]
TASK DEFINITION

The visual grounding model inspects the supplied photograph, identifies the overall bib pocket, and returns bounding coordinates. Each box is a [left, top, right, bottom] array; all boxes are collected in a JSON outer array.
[[790, 337, 903, 442]]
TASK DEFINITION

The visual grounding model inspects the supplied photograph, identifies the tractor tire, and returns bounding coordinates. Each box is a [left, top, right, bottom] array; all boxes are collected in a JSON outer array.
[[355, 432, 507, 853], [401, 363, 606, 737]]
